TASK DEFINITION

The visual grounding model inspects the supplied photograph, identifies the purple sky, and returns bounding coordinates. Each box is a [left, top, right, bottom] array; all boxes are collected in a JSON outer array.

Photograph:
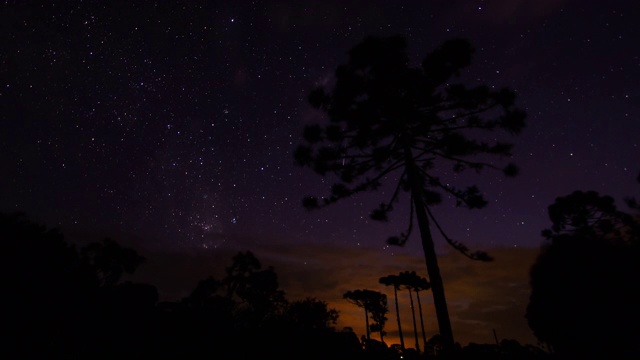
[[2, 0, 638, 347]]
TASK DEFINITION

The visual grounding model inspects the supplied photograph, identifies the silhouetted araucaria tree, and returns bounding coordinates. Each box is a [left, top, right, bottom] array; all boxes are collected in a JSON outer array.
[[295, 35, 526, 352], [402, 271, 431, 352], [343, 289, 388, 342], [379, 274, 405, 349], [368, 291, 389, 343]]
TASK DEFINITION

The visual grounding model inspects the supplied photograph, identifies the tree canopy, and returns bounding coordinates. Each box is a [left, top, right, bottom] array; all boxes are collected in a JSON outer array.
[[344, 289, 388, 342], [296, 35, 526, 351], [526, 190, 640, 359], [296, 35, 525, 255]]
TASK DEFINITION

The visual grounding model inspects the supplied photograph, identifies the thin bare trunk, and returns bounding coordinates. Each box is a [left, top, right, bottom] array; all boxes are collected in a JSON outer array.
[[394, 286, 405, 349], [408, 287, 420, 353], [416, 290, 428, 351], [364, 307, 370, 340]]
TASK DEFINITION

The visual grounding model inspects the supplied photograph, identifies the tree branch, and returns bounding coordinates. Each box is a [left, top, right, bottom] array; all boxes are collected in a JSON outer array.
[[425, 205, 493, 261]]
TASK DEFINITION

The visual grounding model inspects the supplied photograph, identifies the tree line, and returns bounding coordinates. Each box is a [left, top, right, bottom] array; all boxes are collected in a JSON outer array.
[[344, 271, 432, 355], [1, 211, 363, 359], [1, 211, 551, 360], [337, 186, 640, 360]]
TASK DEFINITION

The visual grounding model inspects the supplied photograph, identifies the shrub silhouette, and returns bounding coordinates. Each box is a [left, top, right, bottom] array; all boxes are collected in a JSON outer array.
[[526, 190, 640, 359]]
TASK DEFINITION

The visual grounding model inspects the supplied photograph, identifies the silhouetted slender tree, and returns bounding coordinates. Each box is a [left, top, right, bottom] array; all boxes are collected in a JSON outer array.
[[295, 35, 526, 352], [401, 271, 431, 351], [368, 291, 389, 343], [344, 289, 387, 341], [413, 275, 431, 351], [344, 289, 372, 340], [379, 274, 405, 349], [399, 271, 421, 353]]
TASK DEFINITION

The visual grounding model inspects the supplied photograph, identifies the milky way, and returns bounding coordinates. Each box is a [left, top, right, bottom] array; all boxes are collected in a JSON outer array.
[[2, 0, 639, 257]]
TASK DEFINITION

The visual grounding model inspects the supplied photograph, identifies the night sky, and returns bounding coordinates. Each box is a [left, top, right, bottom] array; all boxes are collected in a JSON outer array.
[[2, 0, 639, 347]]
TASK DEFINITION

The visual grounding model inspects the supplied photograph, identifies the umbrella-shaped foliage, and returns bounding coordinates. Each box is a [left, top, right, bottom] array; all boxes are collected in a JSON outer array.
[[296, 35, 525, 351]]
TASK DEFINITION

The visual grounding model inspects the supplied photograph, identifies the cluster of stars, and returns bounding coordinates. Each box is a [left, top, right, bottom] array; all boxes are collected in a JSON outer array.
[[1, 1, 638, 255]]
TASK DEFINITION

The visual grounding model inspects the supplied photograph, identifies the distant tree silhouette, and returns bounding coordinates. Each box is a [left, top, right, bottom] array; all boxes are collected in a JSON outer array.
[[223, 250, 262, 299], [344, 289, 373, 341], [2, 212, 90, 357], [81, 238, 146, 287], [182, 275, 235, 329], [284, 297, 339, 331], [0, 212, 155, 358], [177, 251, 349, 359], [344, 289, 387, 341], [526, 190, 640, 359], [2, 213, 366, 359], [625, 171, 640, 212], [187, 276, 223, 306], [240, 265, 288, 323], [368, 291, 389, 343], [541, 190, 638, 242], [398, 271, 422, 353], [295, 35, 526, 352], [403, 271, 432, 351], [379, 274, 406, 349], [217, 251, 288, 326]]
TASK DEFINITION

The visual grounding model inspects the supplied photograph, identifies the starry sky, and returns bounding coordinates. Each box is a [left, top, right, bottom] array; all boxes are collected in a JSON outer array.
[[2, 0, 639, 347]]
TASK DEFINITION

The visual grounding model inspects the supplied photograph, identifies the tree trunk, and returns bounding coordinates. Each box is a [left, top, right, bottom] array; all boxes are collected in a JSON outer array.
[[404, 145, 455, 353], [416, 290, 428, 351], [408, 287, 420, 353], [364, 307, 370, 340], [394, 286, 405, 349], [411, 183, 455, 352]]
